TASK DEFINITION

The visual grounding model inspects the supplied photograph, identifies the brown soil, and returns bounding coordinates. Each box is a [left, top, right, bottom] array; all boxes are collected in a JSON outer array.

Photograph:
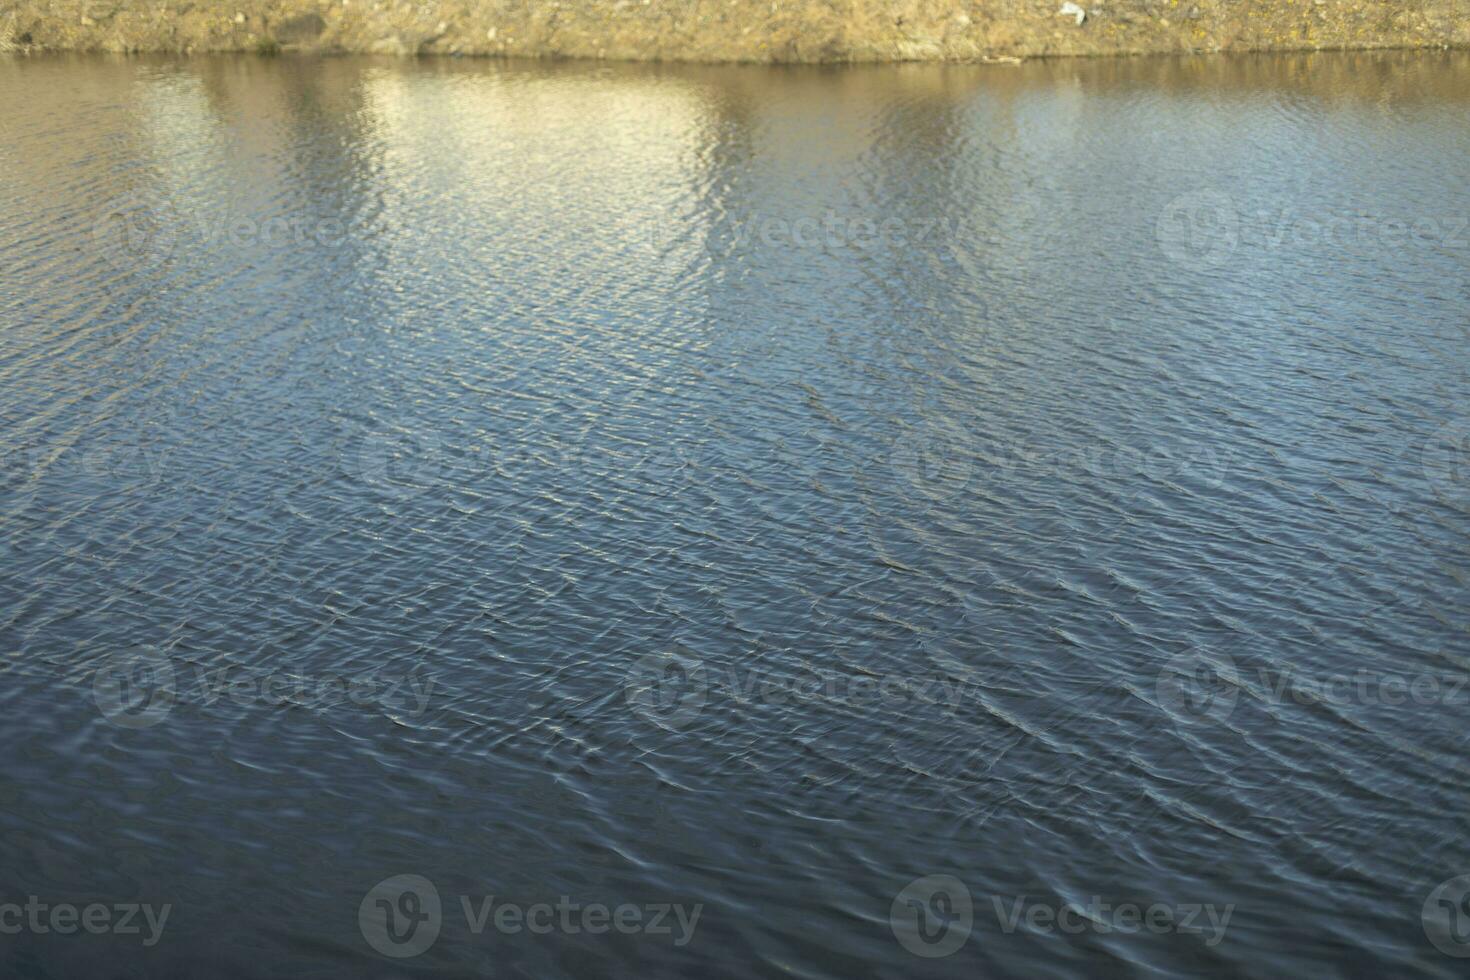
[[1, 0, 1465, 61]]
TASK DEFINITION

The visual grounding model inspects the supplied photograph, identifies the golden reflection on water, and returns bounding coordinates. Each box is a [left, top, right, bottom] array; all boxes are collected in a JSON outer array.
[[4, 51, 1466, 271]]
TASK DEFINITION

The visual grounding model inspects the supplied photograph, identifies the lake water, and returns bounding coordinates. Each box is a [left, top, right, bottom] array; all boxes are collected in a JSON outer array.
[[1, 51, 1468, 978]]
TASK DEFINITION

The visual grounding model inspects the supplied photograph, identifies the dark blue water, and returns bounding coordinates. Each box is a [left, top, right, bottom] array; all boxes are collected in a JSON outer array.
[[1, 51, 1467, 978]]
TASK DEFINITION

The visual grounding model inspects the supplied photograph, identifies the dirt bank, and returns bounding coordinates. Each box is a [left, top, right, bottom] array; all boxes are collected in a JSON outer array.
[[1, 0, 1465, 62]]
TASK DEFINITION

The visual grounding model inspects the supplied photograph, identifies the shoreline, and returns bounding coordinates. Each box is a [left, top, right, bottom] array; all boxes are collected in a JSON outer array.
[[2, 1, 1466, 63]]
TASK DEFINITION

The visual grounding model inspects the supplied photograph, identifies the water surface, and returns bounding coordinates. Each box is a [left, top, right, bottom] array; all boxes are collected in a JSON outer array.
[[1, 51, 1468, 978]]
